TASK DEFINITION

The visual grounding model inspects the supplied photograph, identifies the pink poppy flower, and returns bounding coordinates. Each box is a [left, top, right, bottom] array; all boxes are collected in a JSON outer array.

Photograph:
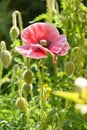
[[16, 22, 69, 62]]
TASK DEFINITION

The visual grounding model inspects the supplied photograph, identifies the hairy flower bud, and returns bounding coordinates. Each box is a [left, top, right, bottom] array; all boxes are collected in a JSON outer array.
[[10, 26, 19, 41], [22, 83, 30, 96], [65, 60, 75, 76], [1, 50, 12, 69], [23, 70, 33, 85], [16, 97, 27, 111], [0, 41, 6, 51]]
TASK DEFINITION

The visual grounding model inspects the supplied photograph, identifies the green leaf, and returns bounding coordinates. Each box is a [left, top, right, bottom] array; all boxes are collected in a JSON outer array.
[[29, 13, 47, 23], [11, 39, 21, 48], [69, 110, 87, 129]]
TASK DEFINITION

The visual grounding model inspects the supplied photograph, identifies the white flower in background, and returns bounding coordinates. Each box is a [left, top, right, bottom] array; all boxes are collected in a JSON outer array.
[[75, 77, 87, 89], [75, 104, 87, 115]]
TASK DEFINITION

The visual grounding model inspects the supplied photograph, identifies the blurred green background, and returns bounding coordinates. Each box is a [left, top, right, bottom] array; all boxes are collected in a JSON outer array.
[[0, 0, 46, 46]]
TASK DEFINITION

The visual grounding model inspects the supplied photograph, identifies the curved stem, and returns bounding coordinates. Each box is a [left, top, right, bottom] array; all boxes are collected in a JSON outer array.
[[12, 10, 23, 31], [12, 12, 17, 27]]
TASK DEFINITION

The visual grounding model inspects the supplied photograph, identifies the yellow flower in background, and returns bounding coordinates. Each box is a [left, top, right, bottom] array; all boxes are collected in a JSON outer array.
[[53, 77, 87, 115], [45, 87, 52, 99], [37, 84, 52, 99], [81, 88, 87, 103], [43, 83, 49, 88]]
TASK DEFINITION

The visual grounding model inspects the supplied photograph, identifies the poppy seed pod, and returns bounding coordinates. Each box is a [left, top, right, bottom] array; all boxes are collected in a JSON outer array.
[[1, 50, 12, 69], [16, 97, 28, 111], [10, 26, 19, 41], [65, 60, 75, 76], [23, 70, 33, 85]]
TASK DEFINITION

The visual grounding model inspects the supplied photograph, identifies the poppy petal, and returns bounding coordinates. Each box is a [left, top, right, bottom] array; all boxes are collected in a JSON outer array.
[[58, 42, 70, 56], [48, 35, 69, 55], [30, 43, 54, 57], [21, 23, 59, 45], [16, 46, 48, 59]]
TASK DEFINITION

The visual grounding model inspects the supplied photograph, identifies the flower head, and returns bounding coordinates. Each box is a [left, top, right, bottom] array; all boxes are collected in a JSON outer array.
[[16, 23, 69, 62]]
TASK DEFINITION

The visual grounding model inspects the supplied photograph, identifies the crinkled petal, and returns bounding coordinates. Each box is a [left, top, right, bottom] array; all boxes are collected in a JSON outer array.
[[15, 45, 54, 59], [30, 43, 54, 57], [58, 42, 69, 56], [21, 23, 59, 45], [49, 35, 69, 55], [16, 46, 47, 59]]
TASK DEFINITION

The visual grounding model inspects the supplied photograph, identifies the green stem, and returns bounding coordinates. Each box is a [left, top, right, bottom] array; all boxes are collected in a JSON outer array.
[[26, 107, 30, 130], [26, 58, 30, 70], [39, 60, 45, 130], [46, 0, 53, 23], [12, 12, 17, 27], [12, 10, 23, 31], [53, 62, 58, 76]]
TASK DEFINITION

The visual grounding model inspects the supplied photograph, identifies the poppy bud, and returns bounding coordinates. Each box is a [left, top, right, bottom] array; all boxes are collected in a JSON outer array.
[[65, 60, 75, 76], [10, 26, 19, 41], [1, 50, 12, 69], [23, 70, 33, 85], [0, 41, 6, 51], [16, 97, 28, 111], [22, 83, 30, 96]]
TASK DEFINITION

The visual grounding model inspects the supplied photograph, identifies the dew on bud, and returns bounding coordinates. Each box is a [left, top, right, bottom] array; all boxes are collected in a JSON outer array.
[[23, 70, 33, 85], [10, 26, 19, 41], [65, 60, 75, 76], [16, 97, 28, 111], [1, 50, 12, 69]]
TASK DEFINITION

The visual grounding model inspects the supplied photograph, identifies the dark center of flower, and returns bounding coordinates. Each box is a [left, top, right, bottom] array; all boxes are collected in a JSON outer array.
[[39, 39, 50, 48]]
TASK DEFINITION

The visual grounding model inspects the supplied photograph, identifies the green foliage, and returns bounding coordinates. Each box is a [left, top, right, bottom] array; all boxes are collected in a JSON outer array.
[[0, 0, 12, 43], [0, 0, 87, 130]]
